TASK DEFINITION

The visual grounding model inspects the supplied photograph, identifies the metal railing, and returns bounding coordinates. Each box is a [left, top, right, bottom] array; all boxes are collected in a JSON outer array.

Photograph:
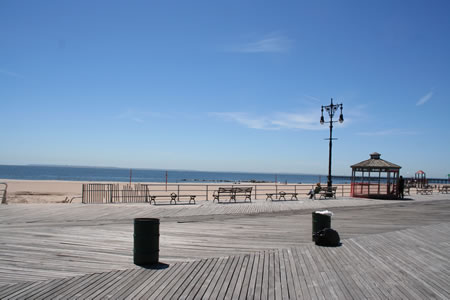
[[81, 183, 352, 204]]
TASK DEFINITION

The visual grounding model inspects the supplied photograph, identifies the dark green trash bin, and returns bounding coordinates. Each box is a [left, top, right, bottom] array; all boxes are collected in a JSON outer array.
[[312, 211, 332, 241], [134, 218, 159, 265]]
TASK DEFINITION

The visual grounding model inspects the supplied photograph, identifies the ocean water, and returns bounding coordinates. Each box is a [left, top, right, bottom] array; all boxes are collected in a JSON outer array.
[[0, 165, 347, 184]]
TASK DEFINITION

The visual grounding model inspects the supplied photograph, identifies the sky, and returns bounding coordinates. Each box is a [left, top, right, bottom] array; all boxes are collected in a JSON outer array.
[[1, 0, 449, 178]]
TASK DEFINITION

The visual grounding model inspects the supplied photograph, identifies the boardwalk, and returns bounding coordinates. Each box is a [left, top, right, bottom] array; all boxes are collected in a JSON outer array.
[[0, 195, 449, 298]]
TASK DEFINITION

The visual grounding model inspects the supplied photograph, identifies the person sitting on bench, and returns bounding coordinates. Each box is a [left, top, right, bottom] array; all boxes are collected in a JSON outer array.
[[307, 183, 322, 199]]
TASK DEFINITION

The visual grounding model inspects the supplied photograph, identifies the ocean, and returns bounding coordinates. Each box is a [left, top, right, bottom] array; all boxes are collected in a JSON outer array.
[[0, 165, 347, 184]]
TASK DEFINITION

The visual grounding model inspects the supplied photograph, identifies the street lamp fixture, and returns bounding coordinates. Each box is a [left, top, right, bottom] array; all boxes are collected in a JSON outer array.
[[320, 98, 344, 191]]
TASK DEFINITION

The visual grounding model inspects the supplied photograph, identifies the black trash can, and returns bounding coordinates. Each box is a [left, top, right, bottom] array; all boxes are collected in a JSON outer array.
[[134, 218, 160, 265], [312, 211, 331, 241]]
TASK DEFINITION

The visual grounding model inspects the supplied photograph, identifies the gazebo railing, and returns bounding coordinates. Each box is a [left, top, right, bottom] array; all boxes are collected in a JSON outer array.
[[351, 182, 397, 197]]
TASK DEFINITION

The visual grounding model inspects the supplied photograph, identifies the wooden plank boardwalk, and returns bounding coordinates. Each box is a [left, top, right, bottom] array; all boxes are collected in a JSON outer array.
[[1, 193, 448, 225], [0, 195, 449, 298], [1, 199, 449, 285], [0, 223, 448, 299]]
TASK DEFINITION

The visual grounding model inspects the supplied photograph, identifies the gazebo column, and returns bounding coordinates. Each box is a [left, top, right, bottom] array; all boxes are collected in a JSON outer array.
[[378, 171, 381, 194], [394, 171, 399, 195], [351, 170, 355, 196], [361, 171, 364, 195], [387, 171, 391, 194]]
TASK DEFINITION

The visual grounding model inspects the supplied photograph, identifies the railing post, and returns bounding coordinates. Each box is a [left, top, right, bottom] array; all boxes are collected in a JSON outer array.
[[206, 185, 209, 201], [254, 185, 257, 200], [275, 184, 278, 200]]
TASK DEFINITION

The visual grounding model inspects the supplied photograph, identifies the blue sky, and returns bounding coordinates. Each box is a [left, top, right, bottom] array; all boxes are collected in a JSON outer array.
[[1, 0, 449, 178]]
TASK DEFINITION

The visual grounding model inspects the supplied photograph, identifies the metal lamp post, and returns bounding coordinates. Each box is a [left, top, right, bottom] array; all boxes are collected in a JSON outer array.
[[320, 98, 344, 191]]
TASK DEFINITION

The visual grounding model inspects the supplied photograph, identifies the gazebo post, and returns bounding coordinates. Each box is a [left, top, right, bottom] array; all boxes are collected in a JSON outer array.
[[387, 170, 391, 195], [361, 171, 364, 194], [351, 170, 354, 196], [378, 171, 381, 194]]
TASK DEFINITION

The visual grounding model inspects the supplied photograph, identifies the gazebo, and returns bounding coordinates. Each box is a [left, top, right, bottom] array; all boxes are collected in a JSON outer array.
[[415, 170, 427, 188], [350, 152, 402, 199]]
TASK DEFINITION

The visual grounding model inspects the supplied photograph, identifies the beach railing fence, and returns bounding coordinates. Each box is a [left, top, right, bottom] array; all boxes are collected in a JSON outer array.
[[0, 183, 7, 204], [82, 183, 120, 204], [82, 183, 351, 204]]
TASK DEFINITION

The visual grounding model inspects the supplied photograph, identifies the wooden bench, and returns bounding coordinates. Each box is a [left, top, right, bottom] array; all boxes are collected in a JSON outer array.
[[315, 187, 337, 199], [266, 191, 298, 201], [416, 188, 433, 195], [404, 186, 410, 196], [213, 187, 252, 203], [438, 185, 450, 194], [148, 193, 196, 204], [176, 194, 196, 204]]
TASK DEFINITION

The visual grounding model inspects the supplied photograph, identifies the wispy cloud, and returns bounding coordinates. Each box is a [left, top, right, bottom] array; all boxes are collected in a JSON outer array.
[[212, 112, 271, 129], [357, 129, 418, 136], [212, 111, 324, 131], [303, 95, 321, 102], [229, 33, 293, 53], [416, 91, 433, 106], [0, 68, 23, 79]]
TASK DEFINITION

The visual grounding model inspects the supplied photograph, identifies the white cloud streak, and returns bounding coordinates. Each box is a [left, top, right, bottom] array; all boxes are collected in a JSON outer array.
[[416, 91, 433, 106], [229, 33, 293, 53], [212, 111, 324, 131], [303, 95, 321, 102]]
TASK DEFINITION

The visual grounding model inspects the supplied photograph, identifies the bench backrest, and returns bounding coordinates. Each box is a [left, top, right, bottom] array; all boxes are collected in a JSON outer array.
[[320, 186, 337, 192], [217, 187, 253, 195], [234, 187, 252, 194], [218, 187, 234, 193]]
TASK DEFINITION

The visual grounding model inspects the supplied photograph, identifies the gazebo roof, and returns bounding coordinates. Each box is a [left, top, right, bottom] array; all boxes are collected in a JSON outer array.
[[416, 170, 425, 174], [351, 152, 401, 171]]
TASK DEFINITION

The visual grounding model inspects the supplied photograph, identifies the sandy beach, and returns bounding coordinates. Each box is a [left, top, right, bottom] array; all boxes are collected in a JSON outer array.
[[0, 179, 351, 204]]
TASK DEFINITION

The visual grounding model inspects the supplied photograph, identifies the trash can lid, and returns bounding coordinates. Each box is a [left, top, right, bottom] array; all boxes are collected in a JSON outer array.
[[314, 210, 333, 216]]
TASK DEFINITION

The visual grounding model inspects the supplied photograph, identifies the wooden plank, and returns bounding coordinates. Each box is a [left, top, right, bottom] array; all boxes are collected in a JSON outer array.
[[125, 261, 185, 299], [191, 257, 226, 299], [170, 259, 209, 299], [283, 248, 303, 300], [152, 261, 202, 300], [245, 250, 260, 299], [194, 256, 228, 299], [211, 255, 239, 299], [231, 254, 251, 299], [261, 250, 269, 300], [183, 257, 219, 300], [223, 254, 245, 299]]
